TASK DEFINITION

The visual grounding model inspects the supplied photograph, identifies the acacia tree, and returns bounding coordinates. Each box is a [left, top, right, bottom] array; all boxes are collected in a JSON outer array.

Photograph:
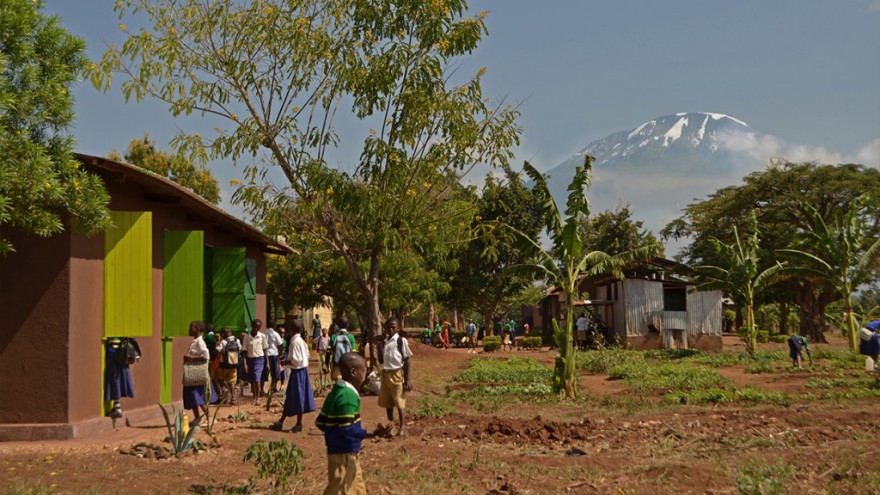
[[694, 213, 784, 354], [577, 202, 660, 256], [0, 0, 110, 254], [510, 158, 660, 398], [92, 0, 520, 338], [663, 161, 880, 341], [109, 134, 220, 203], [779, 195, 880, 352]]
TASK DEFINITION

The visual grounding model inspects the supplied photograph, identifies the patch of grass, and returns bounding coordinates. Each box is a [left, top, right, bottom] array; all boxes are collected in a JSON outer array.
[[736, 459, 794, 495], [575, 349, 644, 373], [413, 395, 453, 418], [453, 356, 551, 384], [643, 349, 702, 360], [452, 383, 555, 412], [607, 362, 729, 391], [662, 386, 787, 406]]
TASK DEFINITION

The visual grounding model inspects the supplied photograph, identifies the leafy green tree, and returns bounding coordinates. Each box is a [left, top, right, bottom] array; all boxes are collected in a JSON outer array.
[[92, 0, 520, 338], [778, 195, 880, 352], [694, 213, 784, 354], [510, 158, 660, 398], [663, 161, 880, 341], [578, 202, 661, 257], [109, 134, 220, 203], [0, 0, 110, 254], [444, 165, 544, 332]]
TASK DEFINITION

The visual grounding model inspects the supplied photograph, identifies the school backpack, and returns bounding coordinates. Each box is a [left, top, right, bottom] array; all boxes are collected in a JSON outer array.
[[332, 332, 352, 364], [115, 338, 140, 366], [221, 338, 241, 368]]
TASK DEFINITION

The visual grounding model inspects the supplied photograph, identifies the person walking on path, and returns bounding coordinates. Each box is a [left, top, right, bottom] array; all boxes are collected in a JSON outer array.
[[312, 314, 323, 344], [466, 319, 477, 353], [183, 321, 210, 424], [217, 327, 240, 405], [316, 353, 368, 495], [379, 316, 413, 436], [264, 320, 284, 394], [330, 318, 356, 380], [242, 319, 268, 404], [271, 328, 315, 432]]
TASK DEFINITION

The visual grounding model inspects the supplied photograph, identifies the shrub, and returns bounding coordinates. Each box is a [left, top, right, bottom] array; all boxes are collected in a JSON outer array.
[[521, 336, 543, 350], [453, 356, 552, 383], [756, 331, 770, 343], [243, 439, 305, 494], [769, 334, 789, 344], [414, 395, 453, 418], [736, 459, 793, 495], [575, 349, 644, 373], [483, 336, 502, 352]]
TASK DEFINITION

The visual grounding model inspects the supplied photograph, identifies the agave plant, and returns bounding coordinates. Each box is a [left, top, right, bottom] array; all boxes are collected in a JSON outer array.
[[158, 403, 202, 454], [507, 157, 660, 398]]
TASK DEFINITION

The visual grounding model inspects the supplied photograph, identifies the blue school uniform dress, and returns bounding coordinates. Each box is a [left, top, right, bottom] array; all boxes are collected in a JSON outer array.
[[104, 344, 134, 401], [282, 334, 315, 415], [183, 335, 210, 409]]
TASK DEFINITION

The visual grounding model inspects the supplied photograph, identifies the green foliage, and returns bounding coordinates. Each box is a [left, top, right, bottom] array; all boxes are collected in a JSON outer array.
[[109, 134, 220, 203], [453, 356, 551, 384], [576, 349, 645, 373], [606, 362, 729, 391], [482, 336, 501, 353], [778, 194, 880, 352], [756, 331, 770, 343], [577, 202, 662, 257], [694, 212, 785, 353], [158, 403, 202, 454], [0, 0, 110, 254], [736, 459, 794, 495], [243, 439, 305, 494], [94, 0, 522, 339], [413, 395, 453, 418], [664, 161, 880, 341], [451, 383, 554, 412], [768, 334, 789, 344], [521, 336, 543, 350]]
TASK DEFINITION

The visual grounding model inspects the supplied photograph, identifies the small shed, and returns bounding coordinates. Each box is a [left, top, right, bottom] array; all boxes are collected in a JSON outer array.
[[539, 258, 723, 352], [0, 153, 290, 440]]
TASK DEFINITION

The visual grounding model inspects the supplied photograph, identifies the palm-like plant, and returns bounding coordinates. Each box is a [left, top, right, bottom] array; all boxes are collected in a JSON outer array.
[[509, 157, 660, 398], [695, 212, 784, 354], [778, 195, 880, 353]]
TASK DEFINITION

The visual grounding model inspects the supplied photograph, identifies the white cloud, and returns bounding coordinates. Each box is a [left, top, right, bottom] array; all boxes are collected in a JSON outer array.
[[856, 138, 880, 167], [716, 130, 879, 167], [871, 0, 880, 11]]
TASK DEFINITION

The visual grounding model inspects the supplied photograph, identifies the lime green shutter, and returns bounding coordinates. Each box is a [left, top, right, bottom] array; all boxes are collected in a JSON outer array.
[[211, 247, 246, 332], [104, 211, 153, 337], [162, 230, 204, 337], [161, 230, 204, 403]]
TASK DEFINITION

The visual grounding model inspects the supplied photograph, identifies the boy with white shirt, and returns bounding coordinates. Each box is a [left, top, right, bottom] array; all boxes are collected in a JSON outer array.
[[379, 316, 413, 436]]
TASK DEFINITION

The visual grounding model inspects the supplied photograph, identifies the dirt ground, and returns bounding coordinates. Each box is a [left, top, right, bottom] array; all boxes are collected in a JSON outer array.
[[2, 334, 878, 495]]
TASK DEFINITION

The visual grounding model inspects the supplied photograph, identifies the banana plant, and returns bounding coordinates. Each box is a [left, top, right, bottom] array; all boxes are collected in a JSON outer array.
[[507, 157, 660, 398], [694, 212, 785, 354], [778, 194, 880, 353]]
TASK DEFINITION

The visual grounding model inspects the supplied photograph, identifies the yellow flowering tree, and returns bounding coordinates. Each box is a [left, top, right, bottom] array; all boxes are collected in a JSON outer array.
[[92, 0, 519, 339]]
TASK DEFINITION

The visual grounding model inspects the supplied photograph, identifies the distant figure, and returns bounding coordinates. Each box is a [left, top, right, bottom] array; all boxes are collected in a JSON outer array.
[[316, 353, 368, 495], [466, 319, 477, 354], [576, 314, 588, 351], [502, 329, 512, 351], [312, 314, 323, 343], [787, 334, 808, 368], [330, 318, 356, 380], [508, 319, 517, 349]]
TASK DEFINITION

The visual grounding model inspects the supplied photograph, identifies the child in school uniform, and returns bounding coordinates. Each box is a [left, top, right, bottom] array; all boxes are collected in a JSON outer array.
[[502, 329, 512, 351], [316, 352, 368, 495]]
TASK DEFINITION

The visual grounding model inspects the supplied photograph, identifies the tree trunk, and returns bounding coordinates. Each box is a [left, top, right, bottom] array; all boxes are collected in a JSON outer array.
[[779, 302, 789, 335], [453, 308, 459, 332], [480, 297, 494, 337], [746, 305, 757, 354], [790, 279, 837, 343], [428, 303, 436, 332], [845, 303, 858, 353]]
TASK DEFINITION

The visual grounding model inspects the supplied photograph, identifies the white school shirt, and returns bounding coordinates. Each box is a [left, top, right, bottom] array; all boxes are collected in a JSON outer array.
[[287, 334, 310, 370], [243, 331, 267, 358], [576, 317, 588, 332], [265, 327, 283, 356], [188, 335, 209, 360], [382, 333, 413, 370]]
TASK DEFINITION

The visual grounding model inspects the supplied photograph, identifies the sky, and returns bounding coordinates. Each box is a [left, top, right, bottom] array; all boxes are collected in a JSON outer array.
[[44, 0, 880, 235]]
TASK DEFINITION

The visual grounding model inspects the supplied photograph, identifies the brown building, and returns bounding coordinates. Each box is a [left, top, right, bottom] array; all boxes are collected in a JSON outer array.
[[0, 154, 289, 441], [539, 258, 723, 352]]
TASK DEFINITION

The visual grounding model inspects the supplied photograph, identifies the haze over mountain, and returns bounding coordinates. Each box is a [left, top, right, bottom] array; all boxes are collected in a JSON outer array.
[[542, 112, 782, 254]]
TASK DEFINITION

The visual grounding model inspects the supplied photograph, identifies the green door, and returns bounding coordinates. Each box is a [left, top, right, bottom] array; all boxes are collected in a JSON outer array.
[[161, 230, 204, 403], [211, 247, 247, 333], [244, 258, 257, 328]]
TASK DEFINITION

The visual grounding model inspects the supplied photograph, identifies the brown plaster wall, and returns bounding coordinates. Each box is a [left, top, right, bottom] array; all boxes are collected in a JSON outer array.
[[688, 334, 723, 353], [626, 333, 663, 351], [0, 228, 71, 423], [67, 233, 104, 423]]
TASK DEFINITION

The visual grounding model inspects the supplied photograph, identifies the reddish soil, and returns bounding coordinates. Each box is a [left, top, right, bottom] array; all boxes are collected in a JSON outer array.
[[1, 335, 878, 495]]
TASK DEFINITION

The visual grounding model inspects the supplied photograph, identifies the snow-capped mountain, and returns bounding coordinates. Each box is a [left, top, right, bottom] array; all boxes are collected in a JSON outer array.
[[542, 112, 767, 251]]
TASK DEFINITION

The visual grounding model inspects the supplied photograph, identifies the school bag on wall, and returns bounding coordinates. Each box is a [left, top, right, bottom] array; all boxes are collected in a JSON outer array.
[[115, 338, 141, 366]]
